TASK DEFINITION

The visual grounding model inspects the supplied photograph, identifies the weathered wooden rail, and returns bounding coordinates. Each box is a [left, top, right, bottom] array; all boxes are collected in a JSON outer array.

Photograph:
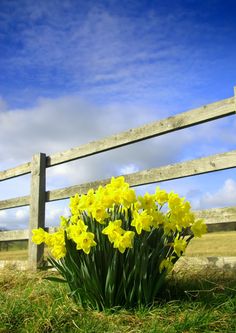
[[0, 88, 236, 270]]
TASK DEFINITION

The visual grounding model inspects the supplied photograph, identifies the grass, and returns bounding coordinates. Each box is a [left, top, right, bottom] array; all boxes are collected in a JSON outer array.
[[1, 231, 236, 261], [185, 231, 236, 256], [0, 250, 28, 261], [0, 241, 28, 261], [0, 231, 235, 331], [0, 266, 235, 333]]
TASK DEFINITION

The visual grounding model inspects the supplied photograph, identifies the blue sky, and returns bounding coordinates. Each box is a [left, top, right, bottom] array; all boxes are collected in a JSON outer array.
[[0, 0, 236, 229]]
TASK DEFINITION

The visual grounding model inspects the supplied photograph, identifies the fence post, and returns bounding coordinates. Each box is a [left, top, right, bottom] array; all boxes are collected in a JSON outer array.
[[28, 153, 46, 269]]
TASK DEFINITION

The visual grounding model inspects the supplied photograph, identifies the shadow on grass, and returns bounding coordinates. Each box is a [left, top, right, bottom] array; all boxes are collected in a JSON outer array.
[[157, 266, 236, 307]]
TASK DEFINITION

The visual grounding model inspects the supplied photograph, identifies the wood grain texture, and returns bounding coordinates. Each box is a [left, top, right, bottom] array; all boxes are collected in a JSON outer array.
[[28, 153, 46, 269], [195, 206, 236, 232], [0, 229, 29, 241], [0, 162, 31, 181], [0, 227, 56, 241], [195, 206, 236, 224], [0, 195, 30, 210], [47, 96, 235, 167], [48, 150, 236, 201]]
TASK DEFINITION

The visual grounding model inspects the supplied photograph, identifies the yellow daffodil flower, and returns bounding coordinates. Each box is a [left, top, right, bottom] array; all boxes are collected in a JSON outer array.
[[155, 188, 169, 205], [102, 220, 124, 243], [191, 219, 207, 238], [50, 244, 66, 260], [173, 237, 187, 257], [69, 193, 80, 215], [90, 204, 109, 224], [121, 188, 137, 208], [131, 210, 153, 234], [138, 193, 156, 211], [32, 228, 47, 244], [113, 231, 135, 253], [168, 192, 182, 210], [75, 231, 97, 254], [66, 221, 88, 241], [159, 256, 175, 273], [60, 216, 69, 228]]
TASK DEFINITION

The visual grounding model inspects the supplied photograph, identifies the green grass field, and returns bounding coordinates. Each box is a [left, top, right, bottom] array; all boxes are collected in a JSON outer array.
[[0, 266, 235, 332], [185, 231, 236, 256]]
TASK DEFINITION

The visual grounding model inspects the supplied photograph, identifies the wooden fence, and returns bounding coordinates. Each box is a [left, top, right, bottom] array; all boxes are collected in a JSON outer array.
[[0, 88, 236, 270]]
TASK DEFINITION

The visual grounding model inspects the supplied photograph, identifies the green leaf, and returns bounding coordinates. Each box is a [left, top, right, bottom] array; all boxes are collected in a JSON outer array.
[[44, 276, 68, 283]]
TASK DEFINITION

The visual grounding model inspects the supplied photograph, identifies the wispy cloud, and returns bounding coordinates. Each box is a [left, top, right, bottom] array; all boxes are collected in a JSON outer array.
[[199, 178, 236, 209], [0, 95, 192, 190], [1, 0, 235, 108]]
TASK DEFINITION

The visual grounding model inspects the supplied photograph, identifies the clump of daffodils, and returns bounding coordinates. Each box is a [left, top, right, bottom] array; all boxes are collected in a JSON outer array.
[[32, 177, 207, 309], [33, 176, 206, 269]]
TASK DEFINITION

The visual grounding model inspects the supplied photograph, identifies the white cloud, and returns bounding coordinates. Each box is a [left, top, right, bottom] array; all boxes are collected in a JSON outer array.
[[0, 210, 7, 219], [15, 209, 28, 221], [45, 201, 70, 227], [199, 178, 236, 209], [0, 207, 29, 230], [119, 164, 139, 175], [0, 210, 11, 229], [46, 206, 63, 221]]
